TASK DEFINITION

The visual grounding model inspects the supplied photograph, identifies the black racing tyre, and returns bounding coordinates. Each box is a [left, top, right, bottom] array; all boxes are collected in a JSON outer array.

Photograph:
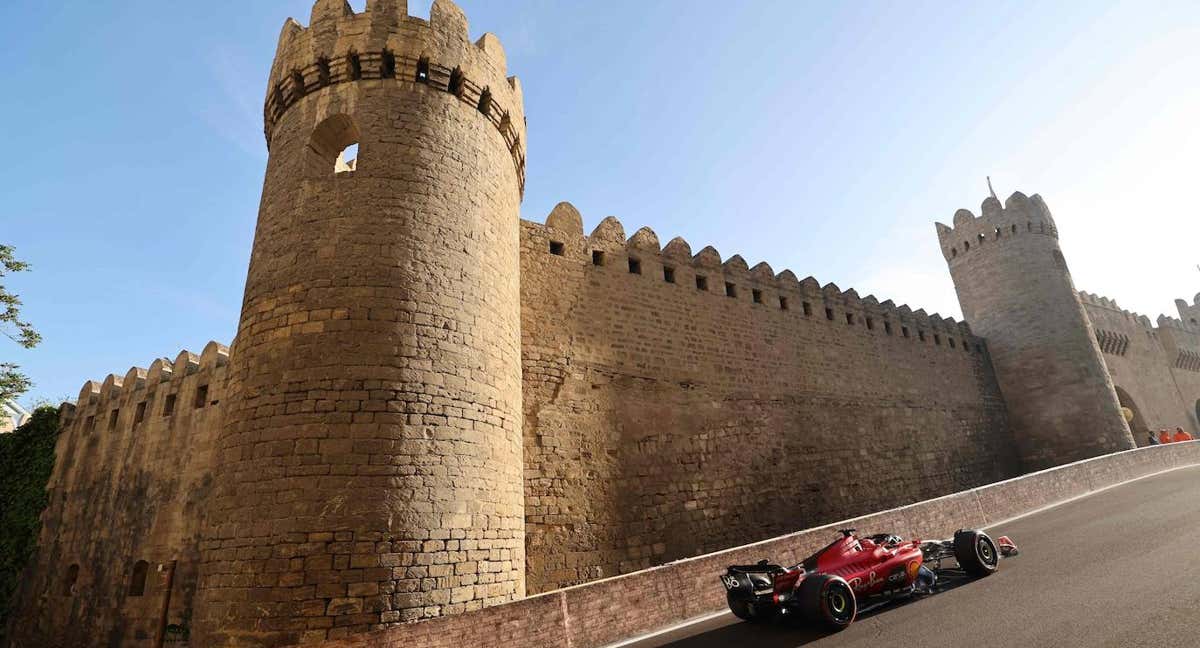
[[727, 594, 774, 623], [954, 529, 1000, 577], [797, 574, 857, 631]]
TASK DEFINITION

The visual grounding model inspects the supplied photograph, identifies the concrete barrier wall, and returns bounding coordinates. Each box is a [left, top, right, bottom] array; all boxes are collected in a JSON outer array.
[[316, 442, 1200, 648]]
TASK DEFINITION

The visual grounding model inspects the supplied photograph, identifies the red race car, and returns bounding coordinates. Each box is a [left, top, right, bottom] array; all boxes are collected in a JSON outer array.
[[721, 528, 1018, 630]]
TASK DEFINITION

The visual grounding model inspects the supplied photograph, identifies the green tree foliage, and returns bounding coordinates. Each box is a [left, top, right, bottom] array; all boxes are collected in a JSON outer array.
[[0, 406, 59, 640], [1, 245, 41, 403]]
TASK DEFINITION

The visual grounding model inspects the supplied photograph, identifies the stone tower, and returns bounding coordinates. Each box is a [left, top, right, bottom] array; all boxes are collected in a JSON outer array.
[[193, 1, 527, 645], [936, 192, 1135, 471]]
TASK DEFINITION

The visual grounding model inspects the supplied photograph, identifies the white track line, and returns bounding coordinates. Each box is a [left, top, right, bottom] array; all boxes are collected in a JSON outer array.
[[603, 461, 1200, 648]]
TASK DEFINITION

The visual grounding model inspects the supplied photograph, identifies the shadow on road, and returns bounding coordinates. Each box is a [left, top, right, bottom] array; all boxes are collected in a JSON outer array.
[[657, 568, 977, 647]]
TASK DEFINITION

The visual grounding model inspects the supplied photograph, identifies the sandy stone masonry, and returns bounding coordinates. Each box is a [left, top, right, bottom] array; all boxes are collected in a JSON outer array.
[[5, 1, 1199, 646]]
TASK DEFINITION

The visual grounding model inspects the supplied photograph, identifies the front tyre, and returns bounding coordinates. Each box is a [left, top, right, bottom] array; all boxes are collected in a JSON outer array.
[[727, 593, 775, 623], [954, 529, 1000, 577], [797, 574, 856, 631]]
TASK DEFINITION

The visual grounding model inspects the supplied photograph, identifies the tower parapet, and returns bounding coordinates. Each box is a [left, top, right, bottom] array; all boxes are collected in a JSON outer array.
[[194, 1, 527, 645], [936, 191, 1135, 471]]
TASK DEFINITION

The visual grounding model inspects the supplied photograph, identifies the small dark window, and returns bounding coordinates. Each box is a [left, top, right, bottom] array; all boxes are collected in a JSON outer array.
[[478, 87, 492, 116], [1028, 222, 1033, 231], [628, 258, 642, 275], [802, 302, 812, 316], [63, 564, 79, 596], [134, 402, 146, 426], [317, 58, 331, 86], [779, 296, 789, 311], [825, 307, 834, 321], [918, 330, 927, 342], [994, 227, 1002, 239], [663, 267, 676, 284], [1011, 224, 1018, 234], [725, 282, 737, 298], [85, 415, 95, 432], [549, 241, 564, 256], [348, 53, 363, 81], [934, 334, 942, 346], [291, 71, 306, 95], [951, 248, 958, 258], [163, 394, 176, 417], [977, 233, 985, 244], [964, 241, 970, 251], [108, 409, 119, 431], [415, 56, 430, 83], [381, 50, 397, 79], [964, 341, 971, 353], [902, 326, 910, 338], [884, 321, 893, 335], [195, 385, 209, 409], [752, 289, 763, 304], [696, 275, 708, 291], [846, 313, 855, 326], [866, 317, 875, 331], [129, 560, 149, 597], [592, 250, 605, 266], [447, 67, 465, 97]]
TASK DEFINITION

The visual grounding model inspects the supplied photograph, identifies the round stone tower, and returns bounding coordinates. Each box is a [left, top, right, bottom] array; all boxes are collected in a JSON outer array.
[[194, 1, 527, 645], [936, 191, 1134, 472]]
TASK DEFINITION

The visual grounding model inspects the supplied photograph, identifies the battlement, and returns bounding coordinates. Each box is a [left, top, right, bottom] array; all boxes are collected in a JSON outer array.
[[531, 203, 984, 350], [65, 341, 229, 435], [934, 191, 1060, 263], [1078, 291, 1156, 330], [264, 0, 526, 192]]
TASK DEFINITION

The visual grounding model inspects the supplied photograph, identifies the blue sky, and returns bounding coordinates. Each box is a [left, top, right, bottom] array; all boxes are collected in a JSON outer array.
[[3, 0, 1199, 407]]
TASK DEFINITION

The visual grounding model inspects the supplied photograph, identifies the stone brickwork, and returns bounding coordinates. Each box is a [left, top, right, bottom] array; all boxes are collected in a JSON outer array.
[[936, 193, 1137, 470], [6, 1, 1200, 647]]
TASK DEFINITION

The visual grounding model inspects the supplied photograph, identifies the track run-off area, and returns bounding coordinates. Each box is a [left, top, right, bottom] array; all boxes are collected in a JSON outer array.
[[624, 465, 1200, 648]]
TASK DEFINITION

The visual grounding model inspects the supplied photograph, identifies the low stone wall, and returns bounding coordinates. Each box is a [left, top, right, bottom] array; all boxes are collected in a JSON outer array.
[[316, 442, 1200, 648]]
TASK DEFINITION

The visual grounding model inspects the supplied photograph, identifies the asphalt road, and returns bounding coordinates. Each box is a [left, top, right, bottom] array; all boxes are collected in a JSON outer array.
[[628, 465, 1200, 648]]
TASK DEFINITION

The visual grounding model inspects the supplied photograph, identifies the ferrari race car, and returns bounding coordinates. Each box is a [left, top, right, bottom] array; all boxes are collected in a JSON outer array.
[[721, 528, 1018, 630]]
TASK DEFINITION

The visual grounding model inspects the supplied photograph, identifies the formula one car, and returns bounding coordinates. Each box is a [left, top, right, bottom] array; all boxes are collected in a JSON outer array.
[[721, 529, 1017, 630]]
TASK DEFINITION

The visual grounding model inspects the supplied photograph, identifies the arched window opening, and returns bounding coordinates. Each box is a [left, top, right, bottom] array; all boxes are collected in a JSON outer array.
[[306, 114, 362, 177], [1115, 386, 1151, 445], [348, 53, 363, 81], [415, 57, 430, 83], [63, 564, 79, 596], [447, 67, 465, 97], [317, 58, 331, 87], [380, 50, 397, 79], [477, 87, 492, 116], [129, 560, 149, 597]]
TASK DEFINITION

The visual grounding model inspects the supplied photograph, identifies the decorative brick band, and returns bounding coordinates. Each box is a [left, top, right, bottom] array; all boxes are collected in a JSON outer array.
[[265, 50, 527, 195]]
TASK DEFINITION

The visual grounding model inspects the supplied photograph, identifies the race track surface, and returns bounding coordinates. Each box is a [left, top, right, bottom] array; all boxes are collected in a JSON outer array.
[[628, 465, 1200, 648]]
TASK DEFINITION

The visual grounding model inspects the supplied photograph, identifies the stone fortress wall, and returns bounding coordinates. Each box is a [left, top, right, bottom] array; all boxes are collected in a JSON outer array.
[[6, 0, 1200, 646]]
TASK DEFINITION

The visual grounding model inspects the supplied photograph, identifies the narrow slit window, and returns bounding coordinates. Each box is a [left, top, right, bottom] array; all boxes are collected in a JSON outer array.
[[802, 302, 812, 317], [195, 385, 209, 409], [663, 267, 676, 284], [949, 337, 957, 349], [128, 560, 149, 597], [628, 258, 642, 275], [725, 282, 737, 298], [934, 334, 942, 346], [591, 250, 605, 266], [1011, 224, 1018, 234], [163, 394, 176, 417], [447, 67, 465, 97], [108, 409, 119, 431], [415, 56, 430, 83], [884, 321, 893, 335], [317, 58, 331, 86], [134, 402, 147, 426], [549, 241, 564, 256], [964, 241, 970, 251], [918, 330, 927, 342], [994, 227, 1002, 239], [951, 248, 958, 258], [752, 289, 763, 304], [846, 313, 855, 326], [779, 296, 789, 311], [902, 326, 910, 338], [825, 307, 834, 321], [866, 317, 875, 331], [85, 415, 95, 433], [381, 50, 397, 79], [63, 564, 79, 596], [348, 53, 363, 81], [696, 275, 708, 291], [291, 70, 306, 95]]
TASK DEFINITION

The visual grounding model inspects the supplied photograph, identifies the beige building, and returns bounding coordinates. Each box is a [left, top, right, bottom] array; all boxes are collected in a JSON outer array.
[[7, 1, 1199, 646]]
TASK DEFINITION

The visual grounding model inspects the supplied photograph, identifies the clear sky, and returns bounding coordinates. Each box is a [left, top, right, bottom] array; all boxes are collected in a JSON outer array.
[[3, 0, 1199, 408]]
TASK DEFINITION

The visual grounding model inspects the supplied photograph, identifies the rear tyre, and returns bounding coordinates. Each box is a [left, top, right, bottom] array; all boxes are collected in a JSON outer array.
[[954, 529, 1000, 577], [727, 594, 774, 623], [797, 574, 856, 631]]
